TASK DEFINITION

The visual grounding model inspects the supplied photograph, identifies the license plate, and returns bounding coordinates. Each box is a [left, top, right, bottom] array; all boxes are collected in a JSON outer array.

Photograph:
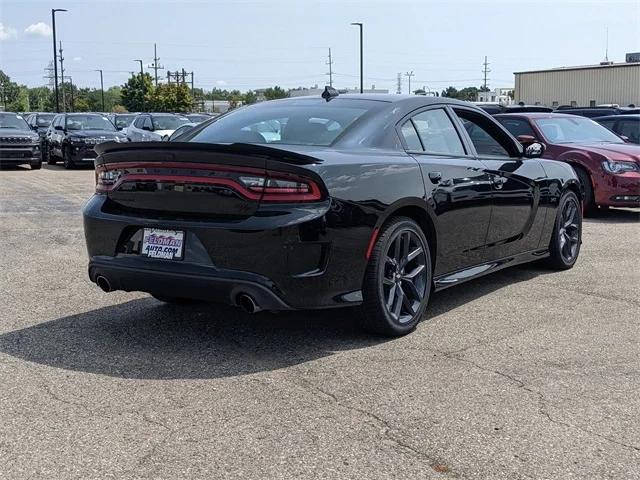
[[141, 228, 185, 260]]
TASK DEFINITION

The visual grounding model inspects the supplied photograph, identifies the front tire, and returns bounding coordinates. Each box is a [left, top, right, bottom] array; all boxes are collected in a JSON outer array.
[[574, 166, 595, 215], [545, 190, 582, 270], [63, 146, 74, 169], [359, 217, 432, 337], [30, 161, 42, 170]]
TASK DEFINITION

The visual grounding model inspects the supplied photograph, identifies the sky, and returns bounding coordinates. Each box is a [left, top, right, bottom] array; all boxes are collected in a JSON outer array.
[[1, 0, 639, 94]]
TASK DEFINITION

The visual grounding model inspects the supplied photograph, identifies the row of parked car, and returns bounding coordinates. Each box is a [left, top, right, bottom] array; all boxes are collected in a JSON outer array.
[[7, 111, 214, 169]]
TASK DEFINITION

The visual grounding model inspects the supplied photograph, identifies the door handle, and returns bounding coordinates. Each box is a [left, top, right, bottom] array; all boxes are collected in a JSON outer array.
[[428, 171, 442, 184]]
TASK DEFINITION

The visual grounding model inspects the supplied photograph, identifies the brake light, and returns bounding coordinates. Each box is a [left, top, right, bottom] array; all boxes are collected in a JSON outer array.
[[95, 163, 323, 202]]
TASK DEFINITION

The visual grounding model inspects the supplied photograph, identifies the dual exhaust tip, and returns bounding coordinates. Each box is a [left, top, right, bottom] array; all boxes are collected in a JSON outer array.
[[94, 275, 262, 314]]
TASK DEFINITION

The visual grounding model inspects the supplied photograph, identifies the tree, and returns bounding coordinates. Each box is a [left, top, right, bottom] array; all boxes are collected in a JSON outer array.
[[243, 90, 257, 105], [263, 86, 288, 100], [121, 73, 154, 112], [440, 86, 459, 98], [28, 86, 54, 112], [147, 83, 193, 112], [457, 87, 479, 102]]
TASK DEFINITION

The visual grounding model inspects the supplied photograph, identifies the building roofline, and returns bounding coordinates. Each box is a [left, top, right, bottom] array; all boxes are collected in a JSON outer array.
[[514, 62, 640, 75]]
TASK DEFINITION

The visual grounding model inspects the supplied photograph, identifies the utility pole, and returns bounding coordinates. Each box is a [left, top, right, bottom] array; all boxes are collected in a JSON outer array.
[[59, 41, 66, 112], [51, 8, 67, 113], [405, 71, 414, 95], [482, 56, 491, 91], [326, 48, 334, 87], [150, 43, 164, 86], [134, 60, 144, 111], [190, 71, 194, 95], [396, 73, 402, 94], [95, 69, 105, 111], [351, 22, 363, 93]]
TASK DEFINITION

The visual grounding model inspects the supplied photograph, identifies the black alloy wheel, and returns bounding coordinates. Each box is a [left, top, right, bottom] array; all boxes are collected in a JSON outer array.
[[546, 190, 582, 269], [360, 217, 432, 336]]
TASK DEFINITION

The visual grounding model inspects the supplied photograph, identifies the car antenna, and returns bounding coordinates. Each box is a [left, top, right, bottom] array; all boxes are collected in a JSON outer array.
[[322, 86, 339, 101]]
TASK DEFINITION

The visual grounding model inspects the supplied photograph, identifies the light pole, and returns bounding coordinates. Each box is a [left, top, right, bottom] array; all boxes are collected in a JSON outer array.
[[134, 60, 144, 111], [351, 22, 363, 93], [51, 8, 67, 112], [95, 69, 105, 111]]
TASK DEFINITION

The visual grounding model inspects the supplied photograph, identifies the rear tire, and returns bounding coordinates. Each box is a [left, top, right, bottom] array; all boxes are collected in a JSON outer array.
[[30, 161, 42, 170], [545, 190, 582, 270], [573, 166, 595, 215], [359, 217, 432, 337]]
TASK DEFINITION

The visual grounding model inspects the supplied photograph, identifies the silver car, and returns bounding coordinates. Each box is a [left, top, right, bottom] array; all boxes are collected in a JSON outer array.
[[126, 113, 191, 142]]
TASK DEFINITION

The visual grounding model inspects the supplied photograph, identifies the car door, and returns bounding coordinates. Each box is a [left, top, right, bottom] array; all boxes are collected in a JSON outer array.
[[451, 107, 547, 260], [141, 116, 155, 141], [399, 106, 494, 276], [50, 115, 64, 158]]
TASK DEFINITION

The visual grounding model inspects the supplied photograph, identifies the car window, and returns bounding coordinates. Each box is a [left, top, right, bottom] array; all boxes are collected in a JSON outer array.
[[596, 119, 616, 131], [152, 115, 189, 131], [400, 120, 423, 151], [36, 114, 55, 127], [410, 109, 465, 155], [534, 117, 624, 144], [133, 117, 145, 128], [618, 120, 640, 143], [497, 118, 536, 138], [0, 113, 30, 130], [454, 109, 513, 157], [143, 117, 153, 130], [186, 99, 383, 146]]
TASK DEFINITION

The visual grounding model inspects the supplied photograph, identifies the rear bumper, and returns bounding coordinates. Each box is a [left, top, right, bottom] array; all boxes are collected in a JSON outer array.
[[89, 257, 292, 310], [83, 194, 371, 310]]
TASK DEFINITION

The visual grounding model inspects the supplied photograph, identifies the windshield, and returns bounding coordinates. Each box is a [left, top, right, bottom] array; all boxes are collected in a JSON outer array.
[[152, 115, 190, 131], [66, 115, 116, 131], [114, 115, 135, 129], [535, 117, 624, 144], [0, 113, 30, 130], [186, 114, 209, 123], [185, 99, 380, 146], [36, 114, 55, 127]]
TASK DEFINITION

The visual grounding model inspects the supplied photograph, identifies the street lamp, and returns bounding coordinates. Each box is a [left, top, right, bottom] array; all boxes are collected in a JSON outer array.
[[95, 69, 105, 111], [51, 8, 67, 112], [351, 22, 363, 94], [134, 59, 144, 78], [134, 60, 145, 111]]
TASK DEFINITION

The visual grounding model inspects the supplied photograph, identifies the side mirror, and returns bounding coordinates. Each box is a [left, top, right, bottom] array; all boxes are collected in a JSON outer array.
[[620, 135, 630, 142], [517, 134, 545, 158]]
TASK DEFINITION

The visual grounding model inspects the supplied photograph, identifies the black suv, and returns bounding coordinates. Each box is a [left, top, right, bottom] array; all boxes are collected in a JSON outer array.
[[46, 113, 126, 168], [0, 112, 42, 170]]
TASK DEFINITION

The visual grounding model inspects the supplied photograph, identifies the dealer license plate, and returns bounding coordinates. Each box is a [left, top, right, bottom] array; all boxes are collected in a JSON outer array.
[[141, 228, 185, 260]]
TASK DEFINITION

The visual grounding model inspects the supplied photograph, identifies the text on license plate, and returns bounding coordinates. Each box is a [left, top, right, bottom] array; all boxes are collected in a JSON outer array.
[[141, 228, 185, 260]]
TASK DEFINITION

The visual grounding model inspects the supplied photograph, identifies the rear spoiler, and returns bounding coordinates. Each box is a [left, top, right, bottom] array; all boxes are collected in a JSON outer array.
[[94, 141, 322, 166]]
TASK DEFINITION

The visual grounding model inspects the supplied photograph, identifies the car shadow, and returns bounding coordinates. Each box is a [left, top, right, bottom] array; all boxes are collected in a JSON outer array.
[[585, 208, 639, 224], [0, 265, 549, 380]]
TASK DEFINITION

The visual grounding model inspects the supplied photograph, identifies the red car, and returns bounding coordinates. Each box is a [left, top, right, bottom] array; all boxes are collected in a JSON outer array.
[[495, 113, 640, 212]]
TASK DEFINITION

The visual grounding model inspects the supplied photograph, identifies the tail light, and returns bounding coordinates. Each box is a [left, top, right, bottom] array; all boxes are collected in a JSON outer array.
[[95, 163, 324, 202]]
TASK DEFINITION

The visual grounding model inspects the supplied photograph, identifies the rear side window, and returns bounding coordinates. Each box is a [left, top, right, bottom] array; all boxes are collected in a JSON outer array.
[[454, 109, 515, 157], [596, 119, 616, 131], [497, 118, 536, 138], [400, 121, 423, 151], [133, 117, 144, 128], [411, 109, 465, 156], [618, 120, 640, 143]]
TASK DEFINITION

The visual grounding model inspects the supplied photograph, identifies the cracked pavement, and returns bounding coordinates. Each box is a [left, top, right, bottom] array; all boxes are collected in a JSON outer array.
[[1, 165, 639, 479]]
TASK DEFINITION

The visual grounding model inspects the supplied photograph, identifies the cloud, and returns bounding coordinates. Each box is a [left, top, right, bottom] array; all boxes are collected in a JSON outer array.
[[73, 56, 82, 62], [0, 23, 17, 41], [24, 22, 52, 37], [216, 80, 227, 86]]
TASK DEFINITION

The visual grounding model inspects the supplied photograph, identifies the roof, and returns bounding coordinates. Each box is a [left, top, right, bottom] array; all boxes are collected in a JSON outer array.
[[494, 112, 583, 119], [514, 62, 640, 75], [274, 93, 470, 106], [593, 114, 640, 120]]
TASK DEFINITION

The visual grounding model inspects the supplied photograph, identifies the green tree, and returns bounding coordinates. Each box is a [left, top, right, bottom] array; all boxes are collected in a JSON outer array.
[[457, 87, 479, 102], [440, 86, 459, 98], [121, 74, 154, 112], [243, 90, 257, 105], [147, 83, 193, 112], [28, 86, 54, 111], [263, 86, 288, 100]]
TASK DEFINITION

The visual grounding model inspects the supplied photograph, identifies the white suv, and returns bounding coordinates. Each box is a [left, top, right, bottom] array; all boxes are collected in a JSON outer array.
[[127, 113, 191, 142]]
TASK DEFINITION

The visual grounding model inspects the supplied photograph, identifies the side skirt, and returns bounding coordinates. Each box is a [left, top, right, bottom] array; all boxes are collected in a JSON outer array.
[[432, 248, 549, 292]]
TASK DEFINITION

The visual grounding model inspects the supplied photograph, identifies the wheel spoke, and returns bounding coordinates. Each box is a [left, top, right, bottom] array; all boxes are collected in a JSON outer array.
[[393, 237, 401, 262], [383, 276, 394, 286], [386, 283, 397, 310], [402, 232, 410, 261], [401, 287, 415, 314], [404, 264, 425, 280], [393, 287, 403, 318], [402, 278, 423, 301], [406, 246, 423, 263]]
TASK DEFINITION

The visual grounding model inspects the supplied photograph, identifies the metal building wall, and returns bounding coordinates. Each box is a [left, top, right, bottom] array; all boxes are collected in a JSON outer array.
[[514, 64, 640, 107]]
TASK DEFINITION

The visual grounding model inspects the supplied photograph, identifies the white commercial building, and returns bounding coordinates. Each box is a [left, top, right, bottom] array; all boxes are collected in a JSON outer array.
[[476, 87, 514, 105]]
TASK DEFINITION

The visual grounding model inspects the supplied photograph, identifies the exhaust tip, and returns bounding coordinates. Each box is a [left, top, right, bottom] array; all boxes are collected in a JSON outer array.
[[237, 293, 261, 314], [96, 275, 112, 293]]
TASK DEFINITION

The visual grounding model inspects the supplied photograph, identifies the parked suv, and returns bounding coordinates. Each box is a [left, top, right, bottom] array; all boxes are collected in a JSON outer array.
[[127, 113, 190, 142], [0, 112, 42, 170], [107, 113, 137, 134], [594, 115, 640, 144], [46, 113, 126, 169]]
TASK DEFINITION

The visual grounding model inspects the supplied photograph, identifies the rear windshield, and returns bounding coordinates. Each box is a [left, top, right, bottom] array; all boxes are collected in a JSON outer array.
[[36, 114, 55, 127], [0, 113, 30, 130], [186, 99, 383, 146]]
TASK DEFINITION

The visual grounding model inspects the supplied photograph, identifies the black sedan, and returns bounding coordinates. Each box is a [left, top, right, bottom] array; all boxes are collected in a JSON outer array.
[[83, 92, 583, 336]]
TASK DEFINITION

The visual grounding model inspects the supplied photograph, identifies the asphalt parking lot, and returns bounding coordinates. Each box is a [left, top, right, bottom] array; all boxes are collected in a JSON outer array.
[[0, 164, 638, 479]]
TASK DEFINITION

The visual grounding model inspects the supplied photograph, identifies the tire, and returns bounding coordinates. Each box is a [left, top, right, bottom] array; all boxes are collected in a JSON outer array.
[[573, 166, 595, 215], [30, 161, 42, 170], [151, 294, 200, 305], [545, 190, 582, 270], [359, 217, 432, 337], [63, 146, 74, 169], [46, 146, 57, 165]]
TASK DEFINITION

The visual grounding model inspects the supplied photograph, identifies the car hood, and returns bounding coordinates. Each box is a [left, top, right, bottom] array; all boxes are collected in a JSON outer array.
[[0, 128, 37, 138], [564, 142, 640, 163], [68, 130, 124, 138]]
